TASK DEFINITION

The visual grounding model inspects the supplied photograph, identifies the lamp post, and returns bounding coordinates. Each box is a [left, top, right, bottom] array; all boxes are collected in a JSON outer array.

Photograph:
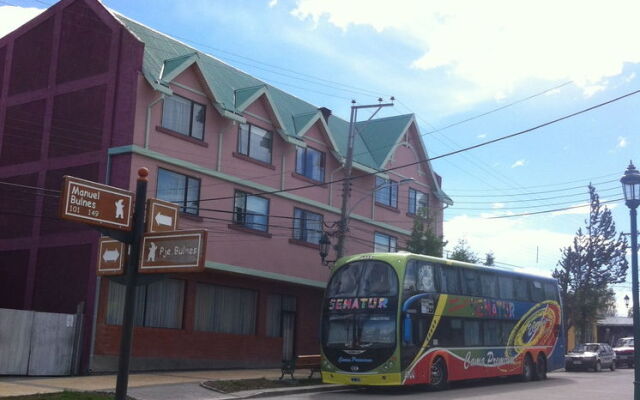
[[621, 161, 640, 400], [336, 98, 395, 262]]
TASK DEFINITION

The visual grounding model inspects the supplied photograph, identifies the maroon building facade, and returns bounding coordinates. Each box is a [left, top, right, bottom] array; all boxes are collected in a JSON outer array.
[[0, 0, 143, 371]]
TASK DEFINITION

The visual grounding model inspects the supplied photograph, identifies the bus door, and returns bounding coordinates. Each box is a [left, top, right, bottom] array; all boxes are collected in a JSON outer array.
[[400, 293, 439, 372]]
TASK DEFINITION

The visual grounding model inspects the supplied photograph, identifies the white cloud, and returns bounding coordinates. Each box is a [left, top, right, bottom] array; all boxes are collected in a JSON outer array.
[[618, 136, 628, 148], [511, 159, 525, 168], [269, 0, 278, 8], [492, 203, 505, 209], [0, 6, 43, 38], [291, 0, 640, 104], [444, 214, 573, 272], [477, 133, 487, 139]]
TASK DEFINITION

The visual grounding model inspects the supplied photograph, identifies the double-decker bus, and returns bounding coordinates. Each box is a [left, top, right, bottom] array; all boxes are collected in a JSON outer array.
[[320, 252, 564, 389]]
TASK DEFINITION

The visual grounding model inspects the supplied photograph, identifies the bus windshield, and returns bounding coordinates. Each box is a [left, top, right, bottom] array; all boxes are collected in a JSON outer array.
[[325, 313, 396, 348], [326, 260, 398, 297]]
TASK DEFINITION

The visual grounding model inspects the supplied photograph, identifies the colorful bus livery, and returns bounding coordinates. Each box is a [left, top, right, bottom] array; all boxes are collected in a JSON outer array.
[[320, 252, 565, 389]]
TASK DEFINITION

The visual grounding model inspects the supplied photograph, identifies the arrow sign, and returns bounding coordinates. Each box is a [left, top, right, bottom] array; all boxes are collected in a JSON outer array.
[[155, 212, 173, 227], [102, 248, 120, 263], [97, 237, 126, 276], [59, 176, 134, 231], [146, 198, 179, 233], [139, 229, 207, 274]]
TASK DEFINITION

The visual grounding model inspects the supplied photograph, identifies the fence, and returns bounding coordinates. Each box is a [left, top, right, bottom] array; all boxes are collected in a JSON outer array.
[[0, 305, 83, 375]]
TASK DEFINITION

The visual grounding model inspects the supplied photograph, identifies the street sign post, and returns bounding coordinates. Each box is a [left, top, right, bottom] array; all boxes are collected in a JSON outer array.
[[139, 230, 207, 274], [97, 237, 126, 276], [59, 176, 134, 231], [146, 198, 179, 233]]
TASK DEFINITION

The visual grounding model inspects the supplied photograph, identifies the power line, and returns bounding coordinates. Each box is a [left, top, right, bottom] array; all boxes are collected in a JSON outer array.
[[194, 86, 640, 203], [485, 198, 622, 219], [422, 81, 574, 135]]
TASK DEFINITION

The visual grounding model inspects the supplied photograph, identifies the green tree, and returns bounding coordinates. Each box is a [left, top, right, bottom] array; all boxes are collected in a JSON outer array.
[[448, 239, 479, 263], [552, 184, 628, 343], [484, 252, 496, 266], [405, 208, 447, 257]]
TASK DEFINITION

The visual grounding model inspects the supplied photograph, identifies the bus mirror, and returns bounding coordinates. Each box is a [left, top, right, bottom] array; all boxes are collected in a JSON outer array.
[[402, 313, 413, 345]]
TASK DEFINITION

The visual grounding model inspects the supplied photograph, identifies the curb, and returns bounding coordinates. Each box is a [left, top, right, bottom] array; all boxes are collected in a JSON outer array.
[[200, 382, 351, 399]]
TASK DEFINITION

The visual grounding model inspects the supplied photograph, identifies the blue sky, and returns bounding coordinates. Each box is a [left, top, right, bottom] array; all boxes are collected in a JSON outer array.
[[3, 0, 640, 313]]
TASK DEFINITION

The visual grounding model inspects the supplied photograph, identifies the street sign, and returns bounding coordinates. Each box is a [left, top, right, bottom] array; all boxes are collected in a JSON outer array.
[[97, 237, 126, 276], [139, 230, 207, 274], [59, 176, 134, 231], [146, 198, 179, 233]]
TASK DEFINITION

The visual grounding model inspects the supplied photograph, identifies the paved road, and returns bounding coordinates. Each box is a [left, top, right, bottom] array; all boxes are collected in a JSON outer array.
[[281, 368, 633, 399]]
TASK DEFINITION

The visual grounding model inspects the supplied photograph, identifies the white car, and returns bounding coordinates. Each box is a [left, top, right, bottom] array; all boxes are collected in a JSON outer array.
[[613, 337, 634, 368]]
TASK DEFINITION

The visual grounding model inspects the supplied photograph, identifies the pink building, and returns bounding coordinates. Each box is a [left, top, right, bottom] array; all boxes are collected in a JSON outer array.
[[0, 0, 451, 372]]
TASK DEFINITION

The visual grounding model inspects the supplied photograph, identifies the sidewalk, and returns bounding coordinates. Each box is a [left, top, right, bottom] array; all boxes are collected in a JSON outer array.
[[0, 368, 333, 399]]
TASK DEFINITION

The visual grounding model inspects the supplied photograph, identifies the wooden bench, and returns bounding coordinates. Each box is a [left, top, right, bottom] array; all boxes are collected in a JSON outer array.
[[280, 354, 321, 380]]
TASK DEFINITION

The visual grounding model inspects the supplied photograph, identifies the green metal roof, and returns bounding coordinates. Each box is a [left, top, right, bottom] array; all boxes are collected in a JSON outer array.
[[113, 11, 451, 203]]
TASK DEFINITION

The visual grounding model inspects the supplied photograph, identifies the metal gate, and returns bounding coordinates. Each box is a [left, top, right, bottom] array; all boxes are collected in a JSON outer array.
[[0, 307, 83, 376]]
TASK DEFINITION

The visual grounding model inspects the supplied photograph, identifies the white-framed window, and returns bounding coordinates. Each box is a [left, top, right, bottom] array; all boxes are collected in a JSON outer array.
[[194, 283, 257, 335], [374, 232, 397, 253], [106, 279, 185, 329], [161, 95, 205, 140], [293, 208, 323, 244], [295, 146, 325, 182], [375, 176, 398, 208], [233, 191, 270, 232], [156, 168, 201, 215], [408, 188, 428, 215], [238, 123, 273, 164]]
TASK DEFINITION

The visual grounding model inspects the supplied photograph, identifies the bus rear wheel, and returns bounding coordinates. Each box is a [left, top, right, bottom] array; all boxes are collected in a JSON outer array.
[[430, 357, 448, 391], [521, 354, 534, 382], [534, 354, 547, 380]]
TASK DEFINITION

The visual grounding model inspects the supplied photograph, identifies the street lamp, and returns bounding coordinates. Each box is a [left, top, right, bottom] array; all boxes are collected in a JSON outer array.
[[625, 294, 630, 309], [621, 161, 640, 400], [319, 232, 331, 265]]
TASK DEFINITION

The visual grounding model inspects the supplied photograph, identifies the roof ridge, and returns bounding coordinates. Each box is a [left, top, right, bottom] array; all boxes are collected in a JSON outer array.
[[355, 113, 414, 124], [235, 84, 267, 92]]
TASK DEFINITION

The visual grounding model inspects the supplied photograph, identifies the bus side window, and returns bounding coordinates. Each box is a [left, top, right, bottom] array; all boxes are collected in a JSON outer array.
[[543, 282, 559, 301], [531, 280, 545, 302], [500, 320, 516, 343], [403, 260, 418, 292], [498, 276, 514, 300], [440, 266, 461, 294], [439, 318, 464, 346], [464, 320, 482, 346], [480, 273, 498, 298], [404, 261, 436, 294], [462, 269, 481, 296], [483, 320, 500, 346], [514, 278, 530, 302]]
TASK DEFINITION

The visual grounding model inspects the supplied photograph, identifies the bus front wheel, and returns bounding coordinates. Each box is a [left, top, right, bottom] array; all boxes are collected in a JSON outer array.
[[430, 357, 448, 391], [521, 354, 534, 382]]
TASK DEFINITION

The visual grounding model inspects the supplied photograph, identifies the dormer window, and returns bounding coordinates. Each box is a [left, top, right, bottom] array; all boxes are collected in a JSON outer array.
[[161, 95, 205, 140], [295, 146, 325, 182], [408, 189, 428, 215], [238, 123, 272, 164], [375, 176, 398, 208]]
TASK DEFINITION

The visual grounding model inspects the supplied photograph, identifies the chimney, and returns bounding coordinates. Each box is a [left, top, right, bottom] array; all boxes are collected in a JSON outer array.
[[318, 107, 332, 121]]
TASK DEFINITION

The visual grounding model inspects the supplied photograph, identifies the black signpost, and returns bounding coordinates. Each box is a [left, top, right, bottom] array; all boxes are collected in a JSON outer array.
[[113, 168, 147, 400], [59, 168, 206, 400]]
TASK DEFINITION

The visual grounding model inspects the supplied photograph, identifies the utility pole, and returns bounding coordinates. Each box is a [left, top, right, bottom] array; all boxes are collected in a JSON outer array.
[[335, 98, 394, 260]]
